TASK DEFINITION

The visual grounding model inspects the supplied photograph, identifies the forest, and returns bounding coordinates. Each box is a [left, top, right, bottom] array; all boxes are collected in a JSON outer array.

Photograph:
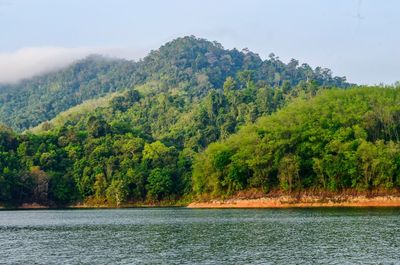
[[1, 36, 398, 207], [193, 87, 400, 196], [0, 36, 349, 132]]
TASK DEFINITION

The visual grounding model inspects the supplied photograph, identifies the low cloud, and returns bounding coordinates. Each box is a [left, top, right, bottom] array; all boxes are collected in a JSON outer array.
[[0, 46, 147, 84]]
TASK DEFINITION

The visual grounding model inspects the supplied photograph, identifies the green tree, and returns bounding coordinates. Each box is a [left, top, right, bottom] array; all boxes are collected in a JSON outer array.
[[146, 168, 173, 200]]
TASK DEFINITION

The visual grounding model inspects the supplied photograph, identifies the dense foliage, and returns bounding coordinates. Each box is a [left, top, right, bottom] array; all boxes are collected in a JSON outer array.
[[4, 85, 400, 206], [6, 37, 390, 207], [0, 74, 324, 206], [0, 36, 350, 132], [193, 87, 400, 196]]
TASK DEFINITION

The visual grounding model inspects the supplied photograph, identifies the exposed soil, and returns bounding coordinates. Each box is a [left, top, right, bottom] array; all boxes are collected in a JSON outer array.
[[188, 195, 400, 208]]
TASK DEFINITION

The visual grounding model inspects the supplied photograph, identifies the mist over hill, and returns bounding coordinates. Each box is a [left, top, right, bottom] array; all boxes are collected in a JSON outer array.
[[0, 36, 350, 132]]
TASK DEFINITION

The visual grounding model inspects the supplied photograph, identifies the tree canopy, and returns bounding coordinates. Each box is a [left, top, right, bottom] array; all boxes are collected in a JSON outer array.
[[193, 87, 400, 196], [0, 36, 350, 132], [4, 37, 394, 208]]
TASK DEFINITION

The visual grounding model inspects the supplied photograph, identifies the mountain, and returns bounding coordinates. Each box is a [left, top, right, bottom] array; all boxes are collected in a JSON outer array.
[[0, 36, 350, 132], [0, 36, 366, 207]]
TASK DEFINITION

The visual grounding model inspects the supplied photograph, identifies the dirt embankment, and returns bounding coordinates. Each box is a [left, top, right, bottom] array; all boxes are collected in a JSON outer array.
[[188, 194, 400, 208]]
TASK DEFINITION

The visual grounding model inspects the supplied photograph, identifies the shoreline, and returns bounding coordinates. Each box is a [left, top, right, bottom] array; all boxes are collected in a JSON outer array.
[[9, 201, 188, 210], [6, 195, 400, 209], [187, 195, 400, 208]]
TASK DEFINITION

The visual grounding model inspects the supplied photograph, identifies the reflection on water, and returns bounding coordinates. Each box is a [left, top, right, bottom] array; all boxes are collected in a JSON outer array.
[[0, 208, 399, 264]]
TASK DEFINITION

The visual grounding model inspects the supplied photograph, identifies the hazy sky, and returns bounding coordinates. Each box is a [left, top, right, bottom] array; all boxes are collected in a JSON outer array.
[[0, 0, 399, 84]]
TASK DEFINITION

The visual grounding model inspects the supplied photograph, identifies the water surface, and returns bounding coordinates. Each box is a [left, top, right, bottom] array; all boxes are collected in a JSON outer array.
[[0, 208, 399, 264]]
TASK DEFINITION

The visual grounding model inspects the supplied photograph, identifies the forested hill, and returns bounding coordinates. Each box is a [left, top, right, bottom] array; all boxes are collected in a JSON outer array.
[[0, 36, 362, 207], [2, 85, 400, 207], [0, 55, 137, 131], [0, 36, 350, 131]]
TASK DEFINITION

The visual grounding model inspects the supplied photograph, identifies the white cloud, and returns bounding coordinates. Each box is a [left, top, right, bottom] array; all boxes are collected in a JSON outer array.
[[0, 46, 147, 84]]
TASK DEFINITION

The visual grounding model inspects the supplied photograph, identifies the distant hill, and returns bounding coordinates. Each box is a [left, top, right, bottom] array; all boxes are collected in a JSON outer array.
[[0, 55, 137, 131], [0, 36, 351, 131]]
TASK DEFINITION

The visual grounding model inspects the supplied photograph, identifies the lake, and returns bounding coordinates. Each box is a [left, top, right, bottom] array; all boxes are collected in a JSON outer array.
[[0, 208, 399, 264]]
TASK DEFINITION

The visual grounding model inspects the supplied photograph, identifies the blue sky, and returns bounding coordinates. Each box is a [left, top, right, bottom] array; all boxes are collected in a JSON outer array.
[[0, 0, 399, 84]]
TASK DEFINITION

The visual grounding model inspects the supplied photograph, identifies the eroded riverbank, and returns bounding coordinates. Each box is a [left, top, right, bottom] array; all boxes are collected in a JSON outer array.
[[188, 195, 400, 208], [9, 193, 400, 209]]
